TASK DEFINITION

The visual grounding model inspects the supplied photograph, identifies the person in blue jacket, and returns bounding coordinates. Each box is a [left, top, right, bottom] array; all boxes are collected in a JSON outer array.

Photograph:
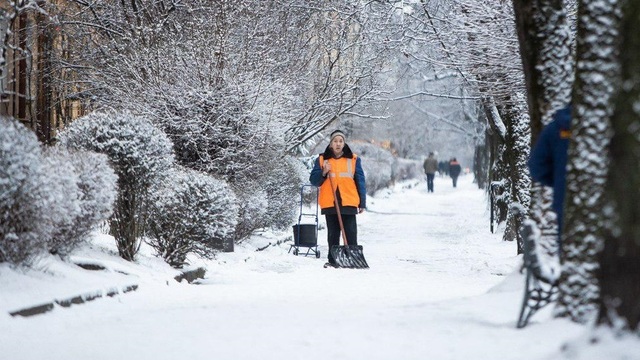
[[528, 105, 571, 251]]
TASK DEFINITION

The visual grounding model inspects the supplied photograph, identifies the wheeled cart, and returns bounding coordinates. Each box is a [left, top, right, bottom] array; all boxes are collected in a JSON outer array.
[[289, 184, 320, 258]]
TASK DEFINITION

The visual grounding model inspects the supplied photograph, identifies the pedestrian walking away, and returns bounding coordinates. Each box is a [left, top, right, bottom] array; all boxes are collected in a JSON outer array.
[[309, 129, 368, 268], [438, 160, 449, 177], [423, 152, 438, 192], [449, 158, 462, 187]]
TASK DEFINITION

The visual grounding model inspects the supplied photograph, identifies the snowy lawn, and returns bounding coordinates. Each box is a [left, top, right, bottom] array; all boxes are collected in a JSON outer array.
[[1, 175, 637, 360]]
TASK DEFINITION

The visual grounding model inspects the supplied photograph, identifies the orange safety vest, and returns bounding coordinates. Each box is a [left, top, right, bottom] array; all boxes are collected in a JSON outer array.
[[318, 154, 360, 209]]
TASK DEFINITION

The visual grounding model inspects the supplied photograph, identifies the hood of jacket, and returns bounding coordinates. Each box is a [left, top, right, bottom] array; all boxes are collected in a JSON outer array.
[[322, 143, 354, 159], [555, 105, 572, 130]]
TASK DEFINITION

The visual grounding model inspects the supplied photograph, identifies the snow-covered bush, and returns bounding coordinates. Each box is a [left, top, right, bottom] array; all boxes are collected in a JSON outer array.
[[143, 88, 301, 241], [0, 117, 49, 265], [43, 147, 117, 256], [69, 150, 117, 237], [58, 110, 174, 261], [349, 141, 395, 195], [233, 154, 302, 240], [146, 168, 238, 268], [262, 156, 303, 230], [234, 188, 269, 242], [41, 147, 82, 255], [393, 158, 423, 182], [293, 156, 318, 206]]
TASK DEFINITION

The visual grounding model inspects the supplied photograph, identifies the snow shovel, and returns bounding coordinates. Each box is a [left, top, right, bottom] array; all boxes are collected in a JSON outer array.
[[328, 173, 369, 269]]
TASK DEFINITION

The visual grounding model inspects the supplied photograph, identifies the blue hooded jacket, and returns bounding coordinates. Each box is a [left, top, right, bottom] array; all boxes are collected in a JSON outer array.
[[528, 105, 571, 233]]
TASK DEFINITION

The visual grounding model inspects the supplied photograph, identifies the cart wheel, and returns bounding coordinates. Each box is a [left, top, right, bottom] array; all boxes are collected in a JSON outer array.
[[293, 249, 299, 256], [316, 250, 321, 258]]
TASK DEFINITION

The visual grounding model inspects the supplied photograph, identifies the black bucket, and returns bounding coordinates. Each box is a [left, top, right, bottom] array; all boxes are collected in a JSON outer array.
[[292, 224, 317, 246]]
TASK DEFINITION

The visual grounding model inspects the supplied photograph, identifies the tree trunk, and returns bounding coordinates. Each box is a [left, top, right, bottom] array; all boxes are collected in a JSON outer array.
[[111, 185, 147, 261], [559, 0, 621, 323], [36, 9, 53, 144], [512, 0, 573, 276], [512, 0, 572, 130], [499, 98, 531, 254], [598, 0, 640, 331], [485, 95, 531, 252], [17, 12, 28, 122], [484, 98, 510, 226]]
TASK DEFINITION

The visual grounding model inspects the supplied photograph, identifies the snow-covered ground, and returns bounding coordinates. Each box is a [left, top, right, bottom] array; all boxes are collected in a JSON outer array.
[[1, 175, 638, 360]]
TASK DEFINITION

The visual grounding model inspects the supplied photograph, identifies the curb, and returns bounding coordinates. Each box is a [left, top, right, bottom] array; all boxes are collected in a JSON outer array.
[[9, 284, 138, 318]]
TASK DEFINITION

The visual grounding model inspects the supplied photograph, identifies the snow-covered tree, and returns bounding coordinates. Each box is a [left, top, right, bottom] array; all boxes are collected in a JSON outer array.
[[146, 167, 238, 268], [558, 0, 621, 323], [350, 2, 480, 164], [512, 0, 573, 129], [511, 0, 573, 249], [56, 0, 401, 152], [511, 0, 573, 262], [408, 0, 533, 249], [497, 97, 532, 251], [0, 1, 57, 142], [55, 1, 316, 239], [144, 87, 272, 183], [58, 110, 174, 261], [598, 0, 640, 331], [0, 116, 49, 265]]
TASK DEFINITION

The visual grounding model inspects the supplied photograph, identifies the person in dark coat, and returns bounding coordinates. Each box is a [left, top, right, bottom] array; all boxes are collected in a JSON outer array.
[[449, 158, 462, 187], [309, 130, 367, 267], [528, 105, 571, 251], [423, 152, 438, 192], [438, 161, 449, 176]]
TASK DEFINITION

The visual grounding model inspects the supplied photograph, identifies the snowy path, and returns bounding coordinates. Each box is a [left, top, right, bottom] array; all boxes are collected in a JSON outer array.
[[3, 175, 585, 360]]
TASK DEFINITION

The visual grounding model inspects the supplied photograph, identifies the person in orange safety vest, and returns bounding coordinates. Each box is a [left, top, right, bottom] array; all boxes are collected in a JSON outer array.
[[309, 130, 367, 267]]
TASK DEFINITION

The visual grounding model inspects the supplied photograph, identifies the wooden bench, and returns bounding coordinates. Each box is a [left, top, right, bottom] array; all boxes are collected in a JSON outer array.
[[517, 221, 560, 328]]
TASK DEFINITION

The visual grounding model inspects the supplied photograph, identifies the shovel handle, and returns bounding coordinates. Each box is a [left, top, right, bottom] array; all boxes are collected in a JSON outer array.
[[327, 173, 349, 246]]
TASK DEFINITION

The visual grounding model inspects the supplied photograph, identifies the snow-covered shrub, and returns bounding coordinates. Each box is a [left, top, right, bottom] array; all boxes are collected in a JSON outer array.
[[349, 141, 395, 195], [43, 147, 117, 256], [58, 110, 174, 261], [144, 88, 304, 240], [232, 154, 302, 241], [0, 117, 49, 265], [262, 155, 303, 230], [393, 158, 423, 182], [69, 150, 117, 237], [234, 188, 269, 242], [294, 156, 318, 206], [41, 147, 82, 255], [146, 168, 238, 268], [299, 156, 316, 173]]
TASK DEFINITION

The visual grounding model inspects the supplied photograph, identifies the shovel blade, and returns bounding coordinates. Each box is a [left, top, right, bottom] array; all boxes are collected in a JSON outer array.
[[330, 245, 369, 269]]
